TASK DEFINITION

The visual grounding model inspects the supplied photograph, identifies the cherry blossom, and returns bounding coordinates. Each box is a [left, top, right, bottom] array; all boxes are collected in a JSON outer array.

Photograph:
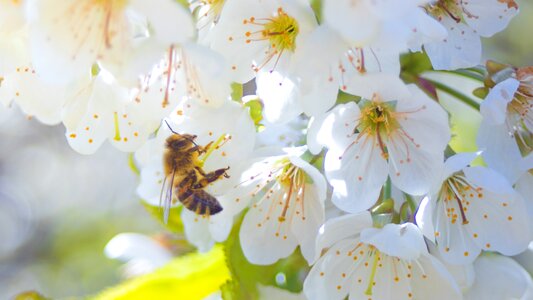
[[416, 153, 530, 265], [308, 79, 450, 213], [304, 214, 462, 300]]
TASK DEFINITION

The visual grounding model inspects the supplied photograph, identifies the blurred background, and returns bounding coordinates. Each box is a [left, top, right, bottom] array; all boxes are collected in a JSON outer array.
[[0, 1, 532, 299]]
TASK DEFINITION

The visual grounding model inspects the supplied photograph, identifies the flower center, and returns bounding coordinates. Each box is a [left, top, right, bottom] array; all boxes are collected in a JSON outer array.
[[261, 9, 299, 53], [355, 98, 400, 159], [439, 173, 484, 225], [428, 0, 477, 23], [276, 161, 306, 223], [243, 7, 299, 72]]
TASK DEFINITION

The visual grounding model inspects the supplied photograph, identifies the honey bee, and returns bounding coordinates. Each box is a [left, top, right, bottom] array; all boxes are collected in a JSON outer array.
[[161, 122, 229, 222]]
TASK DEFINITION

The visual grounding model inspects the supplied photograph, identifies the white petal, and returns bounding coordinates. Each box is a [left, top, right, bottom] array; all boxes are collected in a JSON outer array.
[[479, 78, 520, 125], [304, 238, 361, 300], [462, 0, 519, 37], [415, 196, 436, 242], [256, 70, 303, 124], [463, 166, 515, 195], [181, 209, 215, 252], [137, 163, 165, 205], [326, 133, 389, 213], [361, 223, 427, 260], [239, 185, 299, 265], [442, 152, 480, 182], [410, 254, 463, 300], [477, 121, 525, 184], [290, 184, 325, 264], [465, 255, 533, 300], [314, 212, 373, 262], [129, 0, 194, 45], [0, 68, 65, 125], [424, 16, 481, 70], [180, 43, 232, 108], [307, 102, 361, 154], [104, 233, 172, 266]]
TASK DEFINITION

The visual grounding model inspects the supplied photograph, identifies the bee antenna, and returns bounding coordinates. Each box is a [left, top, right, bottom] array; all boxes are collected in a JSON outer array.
[[164, 119, 199, 147], [164, 120, 180, 135]]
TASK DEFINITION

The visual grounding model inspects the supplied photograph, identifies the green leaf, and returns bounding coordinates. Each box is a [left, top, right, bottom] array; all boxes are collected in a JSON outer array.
[[93, 246, 230, 300], [14, 291, 50, 300], [142, 201, 185, 234], [221, 215, 309, 300]]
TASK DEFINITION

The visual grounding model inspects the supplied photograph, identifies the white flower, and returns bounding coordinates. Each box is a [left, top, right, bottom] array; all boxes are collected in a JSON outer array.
[[63, 71, 153, 154], [255, 117, 306, 148], [0, 65, 66, 125], [26, 0, 194, 83], [104, 233, 173, 277], [324, 0, 443, 53], [210, 0, 317, 123], [423, 0, 519, 70], [189, 0, 227, 43], [220, 147, 326, 264], [477, 71, 533, 183], [304, 214, 462, 300], [135, 99, 255, 250], [464, 254, 533, 300], [515, 171, 533, 239], [308, 80, 450, 213], [291, 25, 403, 117], [0, 0, 27, 74], [211, 0, 316, 83], [416, 153, 530, 265]]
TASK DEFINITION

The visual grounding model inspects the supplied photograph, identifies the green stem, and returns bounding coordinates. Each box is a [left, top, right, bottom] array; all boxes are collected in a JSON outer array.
[[467, 66, 487, 76], [383, 176, 391, 201], [405, 194, 417, 214], [441, 70, 484, 82], [128, 153, 140, 175], [425, 78, 481, 111]]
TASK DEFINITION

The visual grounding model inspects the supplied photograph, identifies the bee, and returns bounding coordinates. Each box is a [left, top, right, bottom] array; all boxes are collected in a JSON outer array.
[[161, 121, 229, 222]]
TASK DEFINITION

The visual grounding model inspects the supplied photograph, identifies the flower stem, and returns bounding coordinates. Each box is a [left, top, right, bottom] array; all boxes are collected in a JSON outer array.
[[440, 69, 485, 82], [383, 176, 391, 201], [405, 194, 417, 214], [425, 78, 481, 111]]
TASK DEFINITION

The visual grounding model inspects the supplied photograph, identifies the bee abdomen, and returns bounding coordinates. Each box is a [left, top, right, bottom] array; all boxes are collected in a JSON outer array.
[[178, 189, 223, 216]]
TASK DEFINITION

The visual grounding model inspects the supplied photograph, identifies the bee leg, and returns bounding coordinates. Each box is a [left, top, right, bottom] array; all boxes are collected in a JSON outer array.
[[188, 141, 213, 155], [204, 167, 231, 182], [191, 167, 230, 189], [195, 166, 207, 176]]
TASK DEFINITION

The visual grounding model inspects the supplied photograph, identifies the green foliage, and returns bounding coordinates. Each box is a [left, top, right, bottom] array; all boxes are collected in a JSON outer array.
[[14, 291, 50, 300], [221, 215, 309, 300], [93, 246, 230, 300]]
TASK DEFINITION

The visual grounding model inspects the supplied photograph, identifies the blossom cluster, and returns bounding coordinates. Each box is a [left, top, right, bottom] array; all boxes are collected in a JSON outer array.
[[1, 0, 532, 299]]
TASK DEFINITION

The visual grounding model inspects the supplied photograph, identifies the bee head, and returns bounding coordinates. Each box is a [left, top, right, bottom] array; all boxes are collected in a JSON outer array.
[[166, 134, 197, 151]]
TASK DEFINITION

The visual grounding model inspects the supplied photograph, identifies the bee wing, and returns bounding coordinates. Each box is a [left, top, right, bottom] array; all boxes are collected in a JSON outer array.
[[162, 167, 177, 224]]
